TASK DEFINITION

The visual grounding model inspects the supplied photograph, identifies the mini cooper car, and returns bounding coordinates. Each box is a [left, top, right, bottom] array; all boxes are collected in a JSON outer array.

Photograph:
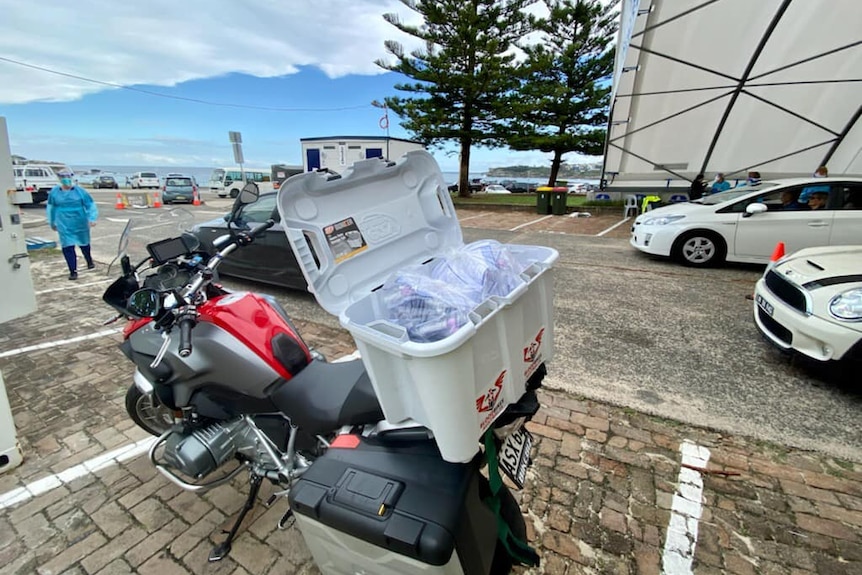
[[753, 245, 862, 366]]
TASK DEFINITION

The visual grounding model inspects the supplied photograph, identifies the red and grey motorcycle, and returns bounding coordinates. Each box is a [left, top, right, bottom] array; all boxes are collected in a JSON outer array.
[[103, 184, 541, 569]]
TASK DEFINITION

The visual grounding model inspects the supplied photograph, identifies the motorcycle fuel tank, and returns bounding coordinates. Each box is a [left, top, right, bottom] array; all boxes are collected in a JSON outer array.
[[126, 292, 311, 411]]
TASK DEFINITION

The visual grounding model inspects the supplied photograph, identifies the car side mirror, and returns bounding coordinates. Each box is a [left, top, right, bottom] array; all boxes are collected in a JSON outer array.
[[744, 203, 768, 217]]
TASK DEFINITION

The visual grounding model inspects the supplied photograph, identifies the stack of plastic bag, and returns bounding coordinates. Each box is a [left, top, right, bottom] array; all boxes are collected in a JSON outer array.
[[379, 240, 526, 342]]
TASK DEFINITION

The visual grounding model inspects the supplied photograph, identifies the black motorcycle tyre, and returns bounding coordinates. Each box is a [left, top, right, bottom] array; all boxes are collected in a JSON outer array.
[[125, 385, 174, 436]]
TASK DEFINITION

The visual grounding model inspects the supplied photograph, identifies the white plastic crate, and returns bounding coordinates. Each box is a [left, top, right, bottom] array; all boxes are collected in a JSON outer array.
[[278, 151, 557, 462]]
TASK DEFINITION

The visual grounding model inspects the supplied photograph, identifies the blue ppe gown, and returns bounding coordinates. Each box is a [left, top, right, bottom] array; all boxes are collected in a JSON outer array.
[[46, 186, 99, 247]]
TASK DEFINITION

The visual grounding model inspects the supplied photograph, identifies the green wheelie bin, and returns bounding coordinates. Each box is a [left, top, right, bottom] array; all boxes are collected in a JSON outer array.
[[550, 188, 568, 215], [536, 186, 552, 214]]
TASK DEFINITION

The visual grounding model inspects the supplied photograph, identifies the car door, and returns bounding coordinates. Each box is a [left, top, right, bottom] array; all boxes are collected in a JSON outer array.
[[730, 185, 834, 260], [829, 182, 862, 246], [218, 195, 306, 289]]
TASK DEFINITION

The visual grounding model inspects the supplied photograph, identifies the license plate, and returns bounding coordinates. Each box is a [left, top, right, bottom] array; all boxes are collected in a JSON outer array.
[[756, 294, 774, 316], [498, 425, 533, 489], [175, 196, 186, 201]]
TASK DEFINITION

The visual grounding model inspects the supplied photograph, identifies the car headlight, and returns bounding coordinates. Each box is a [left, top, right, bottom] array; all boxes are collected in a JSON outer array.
[[642, 215, 686, 226], [829, 288, 862, 321]]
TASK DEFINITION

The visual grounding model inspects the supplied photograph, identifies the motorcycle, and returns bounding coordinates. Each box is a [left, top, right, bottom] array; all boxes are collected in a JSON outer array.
[[102, 183, 542, 569]]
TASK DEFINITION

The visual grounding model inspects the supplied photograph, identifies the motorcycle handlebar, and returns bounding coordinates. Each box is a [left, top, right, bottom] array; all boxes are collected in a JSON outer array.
[[178, 316, 195, 357]]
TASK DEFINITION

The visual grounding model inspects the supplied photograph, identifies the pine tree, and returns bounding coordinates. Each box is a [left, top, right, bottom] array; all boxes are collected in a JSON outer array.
[[376, 0, 533, 197], [506, 0, 617, 186]]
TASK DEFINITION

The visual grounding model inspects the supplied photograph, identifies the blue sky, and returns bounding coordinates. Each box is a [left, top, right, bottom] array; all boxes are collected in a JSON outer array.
[[0, 0, 598, 173]]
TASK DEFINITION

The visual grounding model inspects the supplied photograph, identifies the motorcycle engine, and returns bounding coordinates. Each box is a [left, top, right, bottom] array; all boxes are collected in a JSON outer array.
[[162, 418, 261, 479]]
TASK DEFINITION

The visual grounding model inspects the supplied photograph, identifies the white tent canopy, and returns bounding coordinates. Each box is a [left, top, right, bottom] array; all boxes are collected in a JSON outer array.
[[602, 0, 862, 190]]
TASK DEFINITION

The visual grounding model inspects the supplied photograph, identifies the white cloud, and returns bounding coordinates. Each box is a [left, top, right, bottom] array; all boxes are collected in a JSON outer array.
[[0, 0, 420, 104]]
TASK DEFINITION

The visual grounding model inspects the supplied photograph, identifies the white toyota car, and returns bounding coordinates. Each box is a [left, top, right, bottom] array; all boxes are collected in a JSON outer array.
[[753, 245, 862, 366], [630, 178, 862, 266]]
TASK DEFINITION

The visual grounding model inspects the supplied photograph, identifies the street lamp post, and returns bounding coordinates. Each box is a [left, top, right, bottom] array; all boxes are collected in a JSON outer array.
[[371, 100, 390, 160]]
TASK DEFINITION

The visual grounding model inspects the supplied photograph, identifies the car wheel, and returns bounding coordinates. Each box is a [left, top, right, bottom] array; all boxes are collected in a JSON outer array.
[[229, 188, 239, 199], [672, 230, 726, 267]]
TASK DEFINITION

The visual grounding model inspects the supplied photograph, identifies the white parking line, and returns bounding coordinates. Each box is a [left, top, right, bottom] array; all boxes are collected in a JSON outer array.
[[509, 214, 554, 232], [0, 437, 156, 510], [596, 217, 631, 237], [662, 440, 711, 574], [0, 329, 123, 359], [458, 212, 490, 223]]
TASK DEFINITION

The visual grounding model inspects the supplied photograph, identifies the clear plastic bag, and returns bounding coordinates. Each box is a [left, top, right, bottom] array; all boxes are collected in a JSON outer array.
[[379, 269, 475, 343], [431, 240, 526, 302]]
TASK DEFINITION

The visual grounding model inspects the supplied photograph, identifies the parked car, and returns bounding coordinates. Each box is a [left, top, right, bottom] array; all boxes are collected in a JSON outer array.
[[483, 184, 511, 194], [630, 178, 862, 266], [162, 176, 196, 204], [189, 192, 307, 290], [93, 175, 119, 189], [130, 171, 160, 189], [753, 245, 862, 367], [12, 164, 59, 203]]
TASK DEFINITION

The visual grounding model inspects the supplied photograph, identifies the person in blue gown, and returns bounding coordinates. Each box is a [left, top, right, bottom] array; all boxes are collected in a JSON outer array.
[[46, 171, 98, 280]]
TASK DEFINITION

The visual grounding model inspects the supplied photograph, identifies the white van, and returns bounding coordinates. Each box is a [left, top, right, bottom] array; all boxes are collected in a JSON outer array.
[[208, 167, 273, 198], [13, 164, 60, 204], [130, 171, 160, 189]]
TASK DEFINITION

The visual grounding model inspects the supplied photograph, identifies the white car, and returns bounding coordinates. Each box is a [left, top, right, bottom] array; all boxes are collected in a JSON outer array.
[[483, 184, 511, 194], [630, 178, 862, 266], [130, 171, 160, 189], [753, 245, 862, 366]]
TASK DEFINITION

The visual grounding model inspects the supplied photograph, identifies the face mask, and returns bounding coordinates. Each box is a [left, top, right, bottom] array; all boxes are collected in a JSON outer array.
[[60, 178, 73, 186]]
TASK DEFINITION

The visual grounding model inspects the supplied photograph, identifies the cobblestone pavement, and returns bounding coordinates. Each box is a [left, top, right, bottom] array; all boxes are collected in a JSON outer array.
[[0, 255, 859, 574]]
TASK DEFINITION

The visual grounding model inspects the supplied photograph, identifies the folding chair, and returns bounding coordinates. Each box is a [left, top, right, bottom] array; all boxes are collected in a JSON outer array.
[[623, 194, 639, 217]]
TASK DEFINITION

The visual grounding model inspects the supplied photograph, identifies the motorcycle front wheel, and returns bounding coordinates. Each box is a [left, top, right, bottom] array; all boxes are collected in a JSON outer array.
[[125, 385, 174, 436]]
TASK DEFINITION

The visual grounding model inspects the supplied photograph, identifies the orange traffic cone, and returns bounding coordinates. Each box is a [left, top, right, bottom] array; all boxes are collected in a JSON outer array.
[[152, 191, 162, 208], [115, 193, 125, 210], [770, 241, 786, 262], [192, 189, 201, 206]]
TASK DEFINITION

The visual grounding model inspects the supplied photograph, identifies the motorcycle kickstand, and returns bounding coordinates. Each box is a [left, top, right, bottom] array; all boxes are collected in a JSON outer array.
[[209, 473, 263, 562]]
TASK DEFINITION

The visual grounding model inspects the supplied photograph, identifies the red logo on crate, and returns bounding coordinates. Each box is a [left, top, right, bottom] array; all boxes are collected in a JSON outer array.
[[476, 370, 506, 413], [523, 328, 545, 363]]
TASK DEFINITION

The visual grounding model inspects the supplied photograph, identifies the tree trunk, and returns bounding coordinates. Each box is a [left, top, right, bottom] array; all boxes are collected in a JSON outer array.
[[459, 137, 472, 198], [548, 150, 563, 186]]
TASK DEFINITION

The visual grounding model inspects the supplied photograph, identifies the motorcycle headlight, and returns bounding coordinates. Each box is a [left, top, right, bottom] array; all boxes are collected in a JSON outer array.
[[829, 288, 862, 321], [643, 215, 686, 226]]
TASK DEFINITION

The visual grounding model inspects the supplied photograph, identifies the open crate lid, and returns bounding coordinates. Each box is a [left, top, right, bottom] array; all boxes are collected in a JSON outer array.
[[277, 150, 463, 317]]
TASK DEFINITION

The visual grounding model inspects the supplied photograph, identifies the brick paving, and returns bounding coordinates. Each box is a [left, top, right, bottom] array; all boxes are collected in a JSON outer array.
[[0, 255, 860, 574]]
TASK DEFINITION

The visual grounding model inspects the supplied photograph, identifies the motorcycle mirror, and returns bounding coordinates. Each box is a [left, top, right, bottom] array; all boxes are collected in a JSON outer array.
[[228, 182, 259, 225], [127, 288, 162, 318], [239, 182, 259, 205]]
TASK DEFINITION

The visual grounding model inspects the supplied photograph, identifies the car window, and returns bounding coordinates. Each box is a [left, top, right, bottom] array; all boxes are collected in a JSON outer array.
[[720, 186, 815, 213], [167, 178, 192, 186], [141, 172, 157, 178], [238, 195, 278, 223], [835, 183, 862, 210]]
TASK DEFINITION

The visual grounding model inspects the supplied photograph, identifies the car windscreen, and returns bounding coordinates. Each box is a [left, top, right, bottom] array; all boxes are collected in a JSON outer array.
[[166, 178, 192, 186], [141, 172, 158, 178]]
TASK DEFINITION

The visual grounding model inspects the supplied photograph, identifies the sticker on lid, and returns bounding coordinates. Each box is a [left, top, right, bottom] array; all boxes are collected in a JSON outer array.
[[324, 217, 368, 263]]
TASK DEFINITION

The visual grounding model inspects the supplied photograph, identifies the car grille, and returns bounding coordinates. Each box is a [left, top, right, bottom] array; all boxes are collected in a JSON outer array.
[[758, 308, 792, 345], [764, 270, 808, 314]]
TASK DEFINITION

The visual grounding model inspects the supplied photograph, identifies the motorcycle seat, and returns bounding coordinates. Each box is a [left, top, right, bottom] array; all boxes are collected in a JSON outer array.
[[270, 358, 384, 435]]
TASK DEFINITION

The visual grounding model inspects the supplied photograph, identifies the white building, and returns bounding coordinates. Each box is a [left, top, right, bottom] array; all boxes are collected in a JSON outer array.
[[300, 136, 425, 174]]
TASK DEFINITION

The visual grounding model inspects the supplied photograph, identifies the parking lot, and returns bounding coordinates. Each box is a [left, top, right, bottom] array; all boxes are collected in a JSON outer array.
[[1, 195, 860, 574]]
